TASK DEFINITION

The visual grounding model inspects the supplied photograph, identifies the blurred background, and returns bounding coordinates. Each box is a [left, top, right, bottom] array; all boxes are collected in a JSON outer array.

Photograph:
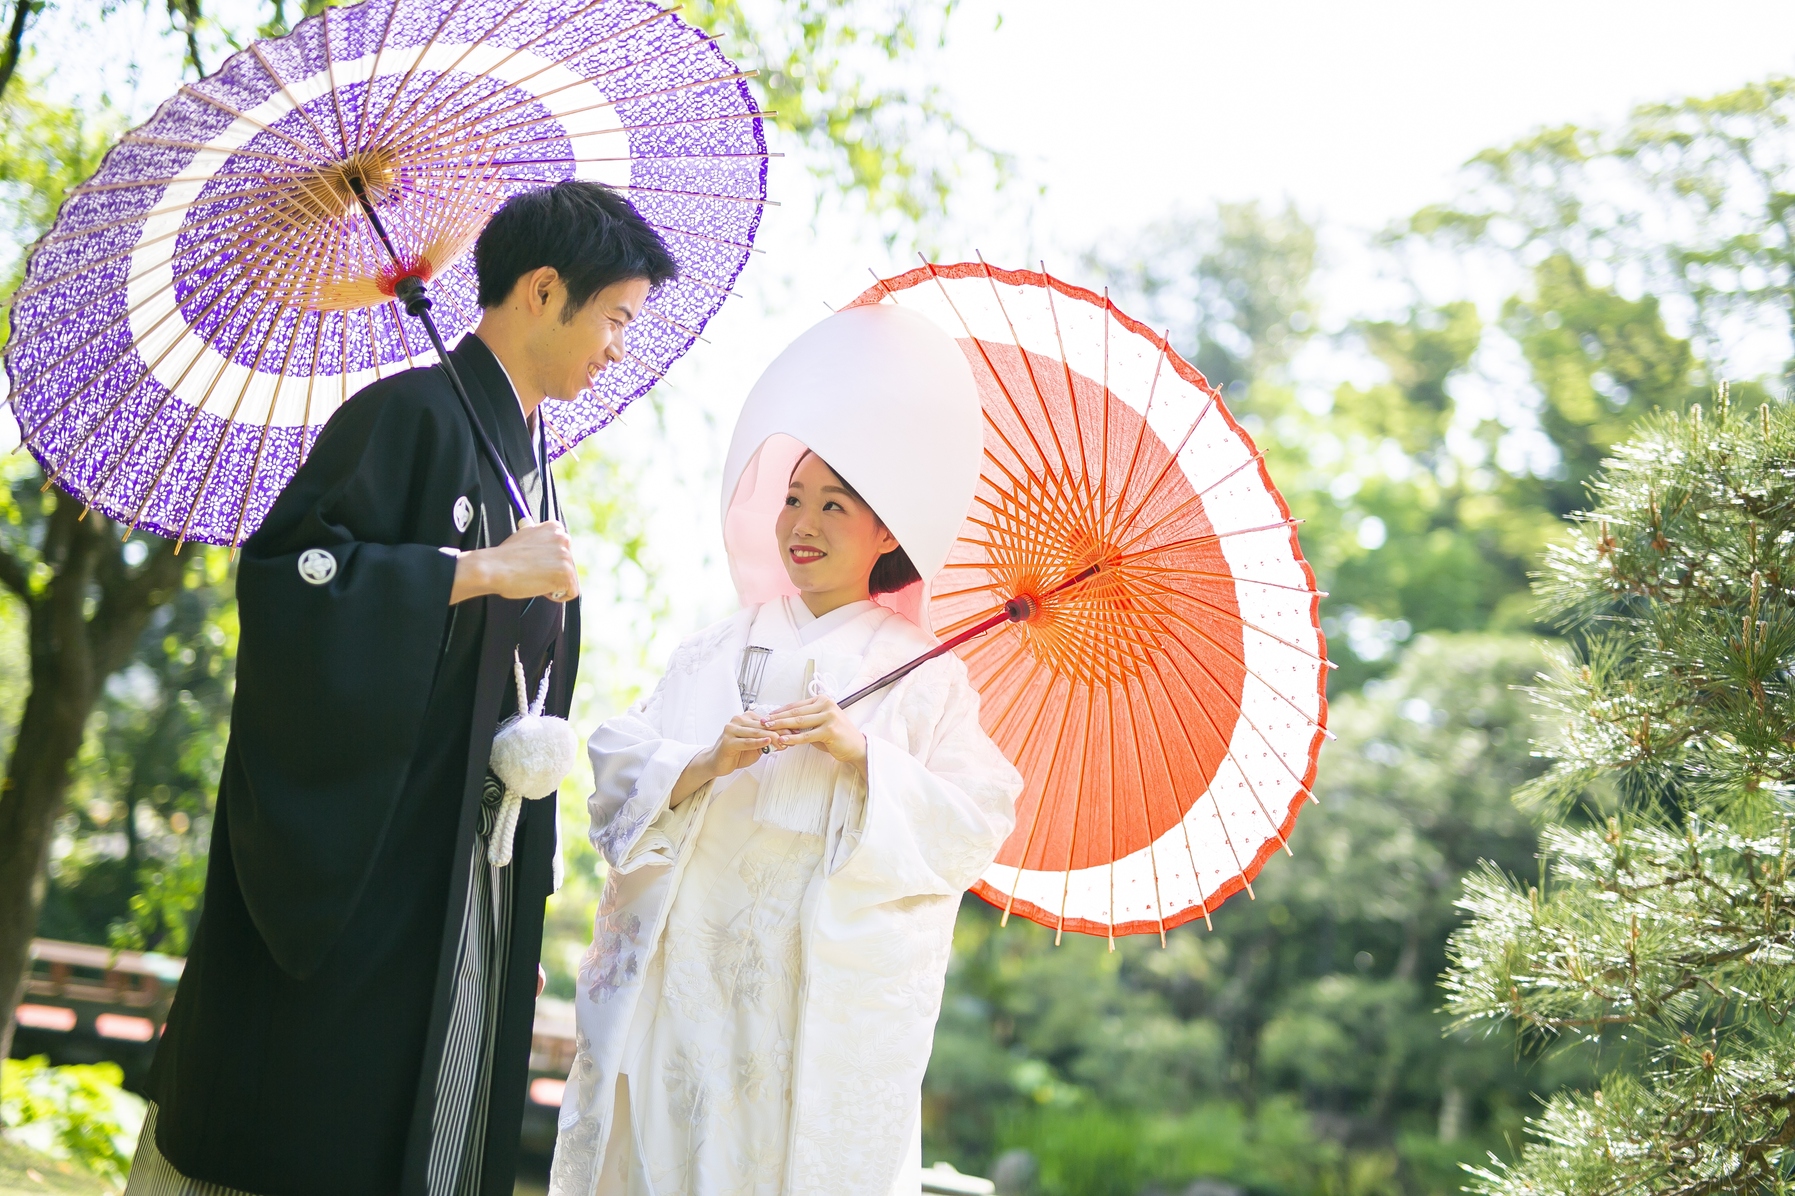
[[4, 2, 1795, 1193]]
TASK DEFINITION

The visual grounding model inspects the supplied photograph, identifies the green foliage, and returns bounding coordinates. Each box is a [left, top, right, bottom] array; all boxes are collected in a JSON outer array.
[[1444, 398, 1795, 1196], [926, 636, 1566, 1191], [681, 0, 1000, 228], [1402, 77, 1795, 379], [0, 71, 118, 342], [1085, 200, 1319, 390], [0, 1057, 143, 1182], [995, 1100, 1348, 1196]]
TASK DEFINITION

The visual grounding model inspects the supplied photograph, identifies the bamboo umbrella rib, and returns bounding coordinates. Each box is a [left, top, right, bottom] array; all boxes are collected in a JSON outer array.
[[177, 84, 329, 161], [351, 0, 408, 151], [1117, 587, 1330, 735], [1129, 664, 1216, 929], [13, 230, 255, 398], [621, 347, 667, 379], [368, 0, 616, 153], [388, 62, 755, 164], [1148, 617, 1306, 851], [502, 150, 776, 165], [359, 0, 478, 148], [1124, 571, 1329, 666], [1142, 564, 1323, 596], [409, 109, 763, 164], [923, 261, 1064, 488], [383, 300, 417, 369], [1107, 392, 1222, 549], [1161, 633, 1323, 808], [363, 304, 382, 382], [1100, 334, 1171, 545], [978, 257, 1088, 523], [319, 3, 355, 157], [931, 577, 1009, 604], [178, 297, 289, 545], [369, 0, 630, 147], [248, 44, 340, 162], [1037, 265, 1102, 529], [107, 285, 272, 525], [639, 305, 706, 342], [33, 252, 259, 465], [1100, 688, 1117, 945], [231, 311, 307, 548], [616, 185, 775, 208], [1110, 519, 1301, 566], [121, 132, 318, 171], [1109, 452, 1268, 560], [72, 167, 320, 195], [645, 222, 761, 254], [37, 178, 327, 247], [969, 635, 1047, 741], [1135, 643, 1257, 899], [1001, 674, 1077, 927], [1134, 613, 1294, 856], [1117, 678, 1170, 942], [1100, 290, 1112, 511], [977, 446, 1078, 536]]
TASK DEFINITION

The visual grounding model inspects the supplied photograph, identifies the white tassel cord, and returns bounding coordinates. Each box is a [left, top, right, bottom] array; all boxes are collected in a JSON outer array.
[[488, 650, 581, 867]]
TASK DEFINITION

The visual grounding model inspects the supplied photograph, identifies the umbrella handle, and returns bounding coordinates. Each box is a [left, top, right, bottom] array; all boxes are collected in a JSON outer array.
[[838, 559, 1106, 709], [349, 180, 534, 527]]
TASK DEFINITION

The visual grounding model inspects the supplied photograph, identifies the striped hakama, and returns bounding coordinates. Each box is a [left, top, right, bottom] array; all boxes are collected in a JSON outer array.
[[126, 776, 516, 1196]]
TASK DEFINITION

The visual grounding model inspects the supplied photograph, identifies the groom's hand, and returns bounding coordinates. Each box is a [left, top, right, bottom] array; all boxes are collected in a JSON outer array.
[[450, 520, 581, 604]]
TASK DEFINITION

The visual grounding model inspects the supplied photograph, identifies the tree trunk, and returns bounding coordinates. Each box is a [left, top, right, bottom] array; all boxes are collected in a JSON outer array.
[[0, 493, 183, 1071]]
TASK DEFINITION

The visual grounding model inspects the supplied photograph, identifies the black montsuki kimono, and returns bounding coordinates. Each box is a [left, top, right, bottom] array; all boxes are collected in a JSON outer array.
[[144, 335, 579, 1196]]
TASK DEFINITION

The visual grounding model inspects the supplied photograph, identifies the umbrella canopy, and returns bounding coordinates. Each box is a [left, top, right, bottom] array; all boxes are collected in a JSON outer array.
[[3, 0, 766, 546], [846, 262, 1331, 942]]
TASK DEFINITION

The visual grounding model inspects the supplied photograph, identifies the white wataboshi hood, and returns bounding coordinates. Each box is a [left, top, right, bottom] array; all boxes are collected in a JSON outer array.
[[720, 304, 982, 632]]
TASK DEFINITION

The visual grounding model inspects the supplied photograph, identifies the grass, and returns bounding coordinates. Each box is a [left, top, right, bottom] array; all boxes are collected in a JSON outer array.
[[0, 1137, 117, 1196]]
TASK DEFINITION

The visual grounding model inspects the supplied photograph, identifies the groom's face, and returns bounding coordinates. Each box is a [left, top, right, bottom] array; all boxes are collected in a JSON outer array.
[[522, 270, 651, 403]]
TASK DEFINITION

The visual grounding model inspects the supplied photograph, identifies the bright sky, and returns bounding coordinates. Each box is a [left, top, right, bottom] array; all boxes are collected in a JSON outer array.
[[10, 0, 1795, 701]]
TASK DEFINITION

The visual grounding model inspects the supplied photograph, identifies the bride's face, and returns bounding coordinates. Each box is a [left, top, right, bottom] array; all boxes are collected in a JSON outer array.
[[776, 453, 898, 601]]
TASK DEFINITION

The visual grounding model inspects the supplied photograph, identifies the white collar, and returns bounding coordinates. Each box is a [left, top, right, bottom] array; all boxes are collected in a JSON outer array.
[[470, 332, 539, 462], [782, 595, 881, 647]]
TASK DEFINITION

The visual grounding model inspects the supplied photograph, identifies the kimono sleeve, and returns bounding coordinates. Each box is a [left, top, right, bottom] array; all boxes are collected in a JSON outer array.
[[587, 676, 707, 873], [226, 382, 473, 979], [829, 656, 1022, 909]]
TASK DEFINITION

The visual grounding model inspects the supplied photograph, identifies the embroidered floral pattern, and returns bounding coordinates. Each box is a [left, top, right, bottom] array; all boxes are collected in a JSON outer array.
[[580, 910, 643, 1003]]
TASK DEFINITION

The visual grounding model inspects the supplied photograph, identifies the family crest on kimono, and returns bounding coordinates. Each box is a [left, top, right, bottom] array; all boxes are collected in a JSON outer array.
[[550, 306, 1026, 1196], [125, 182, 677, 1196]]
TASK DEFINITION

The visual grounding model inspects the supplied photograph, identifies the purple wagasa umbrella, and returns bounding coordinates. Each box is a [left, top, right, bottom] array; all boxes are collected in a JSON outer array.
[[2, 0, 766, 547]]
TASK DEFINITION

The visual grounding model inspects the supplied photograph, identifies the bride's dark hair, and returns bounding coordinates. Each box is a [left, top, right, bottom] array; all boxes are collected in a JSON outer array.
[[792, 451, 923, 595]]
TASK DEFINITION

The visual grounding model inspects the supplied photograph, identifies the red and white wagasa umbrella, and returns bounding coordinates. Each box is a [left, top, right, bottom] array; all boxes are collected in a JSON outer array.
[[846, 262, 1330, 942]]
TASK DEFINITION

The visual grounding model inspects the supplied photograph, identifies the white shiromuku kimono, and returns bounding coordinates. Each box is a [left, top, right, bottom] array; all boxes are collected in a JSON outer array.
[[548, 595, 1022, 1196]]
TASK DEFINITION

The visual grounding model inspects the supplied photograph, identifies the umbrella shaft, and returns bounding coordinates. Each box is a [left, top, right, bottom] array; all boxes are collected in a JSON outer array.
[[349, 183, 533, 525], [838, 565, 1100, 709]]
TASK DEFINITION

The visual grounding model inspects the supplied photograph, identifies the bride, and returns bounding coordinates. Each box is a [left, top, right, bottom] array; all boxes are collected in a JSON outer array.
[[549, 305, 1023, 1196]]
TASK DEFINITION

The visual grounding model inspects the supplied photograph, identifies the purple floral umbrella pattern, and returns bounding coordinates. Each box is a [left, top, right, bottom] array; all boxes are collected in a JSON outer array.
[[3, 0, 766, 547]]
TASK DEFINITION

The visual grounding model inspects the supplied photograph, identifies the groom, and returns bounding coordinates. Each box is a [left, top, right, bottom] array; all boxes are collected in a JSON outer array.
[[129, 182, 676, 1196]]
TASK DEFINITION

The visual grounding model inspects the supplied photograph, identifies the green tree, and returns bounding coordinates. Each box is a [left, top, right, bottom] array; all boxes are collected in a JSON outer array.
[[926, 636, 1566, 1193], [1085, 199, 1319, 392], [1406, 77, 1795, 382], [0, 78, 199, 1070], [1445, 393, 1795, 1196]]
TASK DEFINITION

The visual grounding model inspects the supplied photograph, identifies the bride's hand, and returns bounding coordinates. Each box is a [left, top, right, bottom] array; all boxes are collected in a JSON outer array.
[[671, 713, 776, 807], [763, 696, 867, 771]]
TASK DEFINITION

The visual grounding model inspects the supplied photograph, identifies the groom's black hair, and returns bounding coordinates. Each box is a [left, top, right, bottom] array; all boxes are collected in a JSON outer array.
[[474, 181, 678, 317]]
